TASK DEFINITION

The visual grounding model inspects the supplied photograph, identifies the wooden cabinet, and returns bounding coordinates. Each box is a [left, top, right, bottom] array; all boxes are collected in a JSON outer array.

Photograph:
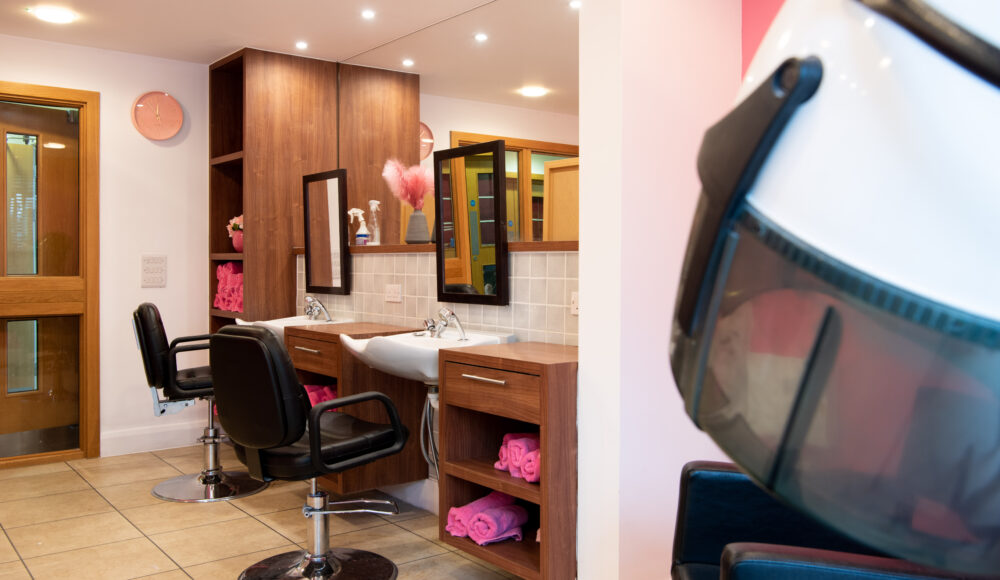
[[208, 51, 419, 331], [438, 343, 578, 580], [284, 323, 428, 494]]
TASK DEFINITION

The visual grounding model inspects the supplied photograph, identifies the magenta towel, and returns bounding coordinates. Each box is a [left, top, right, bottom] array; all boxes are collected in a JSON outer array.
[[494, 433, 537, 472], [493, 445, 509, 471], [446, 491, 515, 538], [468, 505, 529, 546], [507, 437, 540, 479], [520, 449, 541, 483], [213, 261, 244, 312], [304, 385, 338, 409]]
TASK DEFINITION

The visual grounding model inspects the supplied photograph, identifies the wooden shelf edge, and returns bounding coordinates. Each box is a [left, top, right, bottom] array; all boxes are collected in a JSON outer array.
[[440, 533, 541, 580], [350, 244, 435, 254], [509, 241, 578, 252], [210, 309, 241, 319], [442, 460, 542, 504], [210, 151, 244, 166], [210, 252, 243, 260]]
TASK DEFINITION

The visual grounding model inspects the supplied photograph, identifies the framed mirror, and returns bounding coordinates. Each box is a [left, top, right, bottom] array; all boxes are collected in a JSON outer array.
[[303, 169, 350, 295], [434, 140, 509, 305]]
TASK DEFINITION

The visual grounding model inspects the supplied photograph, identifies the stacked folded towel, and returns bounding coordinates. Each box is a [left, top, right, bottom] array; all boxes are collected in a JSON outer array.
[[446, 491, 529, 546], [304, 385, 338, 408], [494, 433, 541, 482]]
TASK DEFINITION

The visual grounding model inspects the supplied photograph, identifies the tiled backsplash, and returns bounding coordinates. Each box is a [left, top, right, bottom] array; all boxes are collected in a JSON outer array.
[[296, 252, 579, 345]]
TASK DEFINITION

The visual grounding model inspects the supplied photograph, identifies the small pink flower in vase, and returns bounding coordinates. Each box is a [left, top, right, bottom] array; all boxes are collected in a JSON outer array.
[[227, 214, 244, 252], [382, 160, 434, 244]]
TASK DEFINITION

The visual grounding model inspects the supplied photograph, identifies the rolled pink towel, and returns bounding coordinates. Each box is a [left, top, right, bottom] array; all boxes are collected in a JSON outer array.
[[520, 449, 541, 483], [494, 432, 537, 472], [468, 505, 529, 546], [507, 436, 540, 479], [446, 491, 515, 538]]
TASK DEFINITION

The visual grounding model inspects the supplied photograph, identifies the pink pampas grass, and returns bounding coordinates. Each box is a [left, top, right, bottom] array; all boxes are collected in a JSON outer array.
[[382, 159, 433, 211]]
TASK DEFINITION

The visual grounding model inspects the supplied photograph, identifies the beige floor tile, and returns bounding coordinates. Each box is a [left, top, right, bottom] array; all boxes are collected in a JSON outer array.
[[0, 533, 17, 563], [23, 537, 177, 580], [135, 570, 191, 579], [0, 561, 30, 580], [396, 551, 509, 579], [67, 452, 160, 469], [229, 480, 309, 516], [0, 489, 113, 529], [184, 545, 296, 580], [0, 462, 70, 482], [396, 514, 455, 551], [122, 499, 245, 535], [255, 507, 386, 543], [72, 454, 182, 488], [329, 523, 448, 566], [6, 511, 142, 559], [0, 470, 90, 503], [150, 516, 288, 568], [454, 550, 524, 579], [95, 478, 166, 510], [330, 489, 428, 523]]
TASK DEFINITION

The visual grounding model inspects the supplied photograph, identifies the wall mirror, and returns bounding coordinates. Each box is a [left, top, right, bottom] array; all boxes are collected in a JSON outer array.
[[303, 169, 350, 295], [434, 140, 509, 305]]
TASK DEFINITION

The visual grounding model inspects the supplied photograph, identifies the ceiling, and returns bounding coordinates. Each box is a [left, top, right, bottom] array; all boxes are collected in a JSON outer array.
[[0, 0, 580, 114]]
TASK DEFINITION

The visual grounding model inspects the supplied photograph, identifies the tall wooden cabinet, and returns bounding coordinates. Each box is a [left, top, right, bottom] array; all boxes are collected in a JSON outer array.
[[208, 51, 418, 331]]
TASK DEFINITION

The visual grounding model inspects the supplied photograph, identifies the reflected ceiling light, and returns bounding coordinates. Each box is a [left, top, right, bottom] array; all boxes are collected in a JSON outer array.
[[569, 0, 582, 9], [474, 32, 488, 42], [295, 41, 308, 50], [27, 5, 78, 24], [361, 9, 375, 19], [864, 17, 875, 28], [402, 58, 414, 67], [517, 85, 550, 97], [42, 142, 65, 149]]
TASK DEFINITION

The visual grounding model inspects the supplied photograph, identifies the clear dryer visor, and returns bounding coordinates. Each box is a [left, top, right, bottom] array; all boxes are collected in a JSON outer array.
[[679, 208, 1000, 574]]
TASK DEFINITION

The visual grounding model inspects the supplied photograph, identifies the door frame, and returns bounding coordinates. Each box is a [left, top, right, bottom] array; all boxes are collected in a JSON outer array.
[[0, 80, 100, 466]]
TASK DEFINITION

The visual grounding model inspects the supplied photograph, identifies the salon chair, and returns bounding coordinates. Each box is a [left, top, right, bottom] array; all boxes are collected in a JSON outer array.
[[132, 303, 268, 502], [210, 325, 408, 580], [672, 461, 971, 580]]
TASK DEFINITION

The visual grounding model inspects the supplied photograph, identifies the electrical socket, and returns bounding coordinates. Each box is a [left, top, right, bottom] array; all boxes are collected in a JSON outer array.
[[570, 291, 579, 316], [141, 254, 167, 288], [385, 283, 402, 303]]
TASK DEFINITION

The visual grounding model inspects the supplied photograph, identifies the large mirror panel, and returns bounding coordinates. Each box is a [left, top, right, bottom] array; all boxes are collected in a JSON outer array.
[[434, 140, 508, 305], [303, 169, 350, 295]]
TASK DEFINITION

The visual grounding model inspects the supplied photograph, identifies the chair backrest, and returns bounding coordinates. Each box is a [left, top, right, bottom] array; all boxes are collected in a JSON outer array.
[[209, 325, 309, 450], [133, 302, 169, 389]]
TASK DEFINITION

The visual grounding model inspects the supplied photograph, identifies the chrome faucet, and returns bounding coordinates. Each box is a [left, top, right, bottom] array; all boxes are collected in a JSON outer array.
[[304, 296, 331, 322], [436, 307, 467, 340]]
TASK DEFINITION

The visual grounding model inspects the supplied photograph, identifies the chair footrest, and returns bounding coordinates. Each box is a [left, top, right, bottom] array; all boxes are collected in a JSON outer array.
[[304, 498, 398, 517]]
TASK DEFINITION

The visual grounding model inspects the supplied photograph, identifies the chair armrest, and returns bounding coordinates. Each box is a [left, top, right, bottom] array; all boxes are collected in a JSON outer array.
[[307, 391, 407, 474], [169, 334, 212, 350], [721, 543, 964, 580], [167, 341, 210, 382]]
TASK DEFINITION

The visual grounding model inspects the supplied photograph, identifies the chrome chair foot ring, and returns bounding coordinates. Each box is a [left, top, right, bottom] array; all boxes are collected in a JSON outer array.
[[151, 470, 269, 503], [239, 548, 397, 580]]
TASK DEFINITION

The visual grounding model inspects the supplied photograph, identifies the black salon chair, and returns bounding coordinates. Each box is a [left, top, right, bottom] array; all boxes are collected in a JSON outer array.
[[210, 325, 408, 580], [132, 303, 268, 502]]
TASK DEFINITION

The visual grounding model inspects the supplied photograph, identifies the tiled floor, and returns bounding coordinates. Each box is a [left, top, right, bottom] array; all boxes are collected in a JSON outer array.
[[0, 445, 518, 579]]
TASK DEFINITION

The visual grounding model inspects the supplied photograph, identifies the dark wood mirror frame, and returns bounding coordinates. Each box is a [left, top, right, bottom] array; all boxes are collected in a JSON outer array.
[[303, 169, 351, 295], [434, 140, 509, 306]]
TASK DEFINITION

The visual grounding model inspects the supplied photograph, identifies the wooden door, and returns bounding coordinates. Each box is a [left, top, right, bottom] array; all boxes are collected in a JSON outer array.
[[542, 158, 580, 241]]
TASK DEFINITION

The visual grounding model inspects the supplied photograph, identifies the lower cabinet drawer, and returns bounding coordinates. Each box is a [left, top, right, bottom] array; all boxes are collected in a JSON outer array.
[[286, 335, 340, 377], [443, 362, 540, 423]]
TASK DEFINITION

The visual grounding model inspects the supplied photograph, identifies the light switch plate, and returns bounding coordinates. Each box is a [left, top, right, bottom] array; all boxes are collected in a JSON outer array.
[[141, 254, 167, 288], [385, 283, 402, 303], [570, 291, 579, 316]]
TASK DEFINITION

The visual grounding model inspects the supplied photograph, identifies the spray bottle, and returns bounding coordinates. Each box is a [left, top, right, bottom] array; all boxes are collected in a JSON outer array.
[[347, 208, 369, 246], [368, 200, 381, 246]]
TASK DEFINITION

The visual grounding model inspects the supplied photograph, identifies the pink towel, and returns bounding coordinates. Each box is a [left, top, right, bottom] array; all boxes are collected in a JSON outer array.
[[446, 491, 515, 538], [507, 436, 540, 479], [520, 449, 541, 483], [304, 385, 338, 409], [468, 505, 529, 546], [494, 432, 537, 472], [213, 261, 244, 312]]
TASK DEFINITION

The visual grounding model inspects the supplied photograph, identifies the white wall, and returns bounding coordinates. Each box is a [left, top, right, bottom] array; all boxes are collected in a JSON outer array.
[[578, 1, 739, 578], [0, 34, 210, 456]]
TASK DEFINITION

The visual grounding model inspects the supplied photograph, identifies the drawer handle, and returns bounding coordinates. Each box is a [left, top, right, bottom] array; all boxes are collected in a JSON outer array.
[[294, 346, 322, 354], [461, 373, 506, 386]]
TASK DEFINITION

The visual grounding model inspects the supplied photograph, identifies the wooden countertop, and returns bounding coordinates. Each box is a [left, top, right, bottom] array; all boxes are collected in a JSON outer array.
[[440, 341, 578, 370], [285, 321, 419, 340]]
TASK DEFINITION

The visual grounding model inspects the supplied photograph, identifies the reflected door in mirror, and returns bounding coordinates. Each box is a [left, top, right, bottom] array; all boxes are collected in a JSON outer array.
[[303, 169, 350, 295]]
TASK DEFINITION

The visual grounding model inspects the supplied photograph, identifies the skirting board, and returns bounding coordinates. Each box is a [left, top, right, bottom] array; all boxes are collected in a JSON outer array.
[[101, 418, 207, 457]]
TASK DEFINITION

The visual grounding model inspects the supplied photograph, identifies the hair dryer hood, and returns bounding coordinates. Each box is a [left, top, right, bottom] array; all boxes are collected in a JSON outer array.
[[670, 0, 1000, 574]]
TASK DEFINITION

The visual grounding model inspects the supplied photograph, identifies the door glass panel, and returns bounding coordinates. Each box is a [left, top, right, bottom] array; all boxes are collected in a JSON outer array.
[[6, 133, 37, 275], [0, 316, 80, 458], [530, 153, 574, 240]]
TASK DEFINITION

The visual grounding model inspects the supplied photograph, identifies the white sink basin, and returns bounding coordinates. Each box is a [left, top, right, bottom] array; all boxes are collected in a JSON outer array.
[[237, 315, 353, 340], [341, 328, 515, 384]]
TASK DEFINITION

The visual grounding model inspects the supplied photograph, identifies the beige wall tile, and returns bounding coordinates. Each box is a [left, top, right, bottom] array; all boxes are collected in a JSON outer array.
[[0, 462, 70, 482], [0, 560, 30, 580], [150, 517, 288, 567], [7, 512, 141, 559], [23, 538, 175, 580], [329, 524, 447, 566], [0, 489, 113, 529], [0, 471, 89, 503], [184, 545, 296, 580], [396, 551, 508, 579], [122, 499, 245, 535]]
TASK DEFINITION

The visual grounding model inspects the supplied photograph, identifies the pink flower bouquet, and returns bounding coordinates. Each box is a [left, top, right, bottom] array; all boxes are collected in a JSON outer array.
[[226, 215, 243, 238], [382, 160, 433, 210]]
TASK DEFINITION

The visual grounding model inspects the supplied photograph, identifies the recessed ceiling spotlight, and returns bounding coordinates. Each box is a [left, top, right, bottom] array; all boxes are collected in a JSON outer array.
[[402, 59, 414, 67], [474, 33, 488, 43], [295, 41, 308, 50], [361, 9, 375, 20], [517, 85, 550, 98], [27, 5, 78, 24], [569, 0, 582, 9]]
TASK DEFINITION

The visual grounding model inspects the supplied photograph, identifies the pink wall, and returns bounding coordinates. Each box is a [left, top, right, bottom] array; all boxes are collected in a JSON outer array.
[[742, 0, 785, 75]]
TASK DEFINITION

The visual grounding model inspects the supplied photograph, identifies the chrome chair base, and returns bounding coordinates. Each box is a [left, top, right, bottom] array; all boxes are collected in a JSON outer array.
[[152, 470, 268, 503], [238, 548, 397, 580]]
